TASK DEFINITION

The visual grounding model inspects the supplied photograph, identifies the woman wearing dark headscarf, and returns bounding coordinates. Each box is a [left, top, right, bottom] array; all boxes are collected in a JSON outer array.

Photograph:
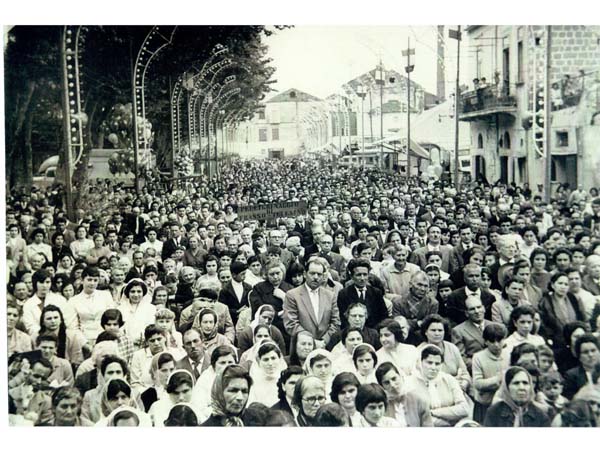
[[191, 308, 230, 357], [484, 366, 551, 427], [201, 364, 252, 426]]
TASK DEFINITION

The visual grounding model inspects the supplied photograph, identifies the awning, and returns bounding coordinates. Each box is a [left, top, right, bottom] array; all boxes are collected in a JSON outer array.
[[369, 136, 430, 159]]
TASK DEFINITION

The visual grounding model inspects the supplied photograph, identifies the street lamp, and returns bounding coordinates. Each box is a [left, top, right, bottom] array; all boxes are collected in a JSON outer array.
[[355, 84, 367, 166], [375, 63, 386, 169]]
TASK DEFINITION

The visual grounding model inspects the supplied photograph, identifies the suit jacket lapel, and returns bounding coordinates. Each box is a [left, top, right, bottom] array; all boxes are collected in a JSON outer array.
[[301, 286, 319, 325]]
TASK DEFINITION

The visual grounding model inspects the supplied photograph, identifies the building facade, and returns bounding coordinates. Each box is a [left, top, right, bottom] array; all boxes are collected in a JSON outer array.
[[460, 25, 600, 191]]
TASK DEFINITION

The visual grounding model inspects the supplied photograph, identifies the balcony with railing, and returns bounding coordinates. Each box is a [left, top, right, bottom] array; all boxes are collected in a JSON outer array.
[[459, 84, 518, 121]]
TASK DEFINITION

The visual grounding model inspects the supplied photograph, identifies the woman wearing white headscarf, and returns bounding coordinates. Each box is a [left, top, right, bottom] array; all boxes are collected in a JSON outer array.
[[303, 349, 334, 400], [94, 379, 149, 426], [149, 369, 204, 426], [105, 406, 152, 427], [247, 341, 288, 407], [236, 304, 286, 355]]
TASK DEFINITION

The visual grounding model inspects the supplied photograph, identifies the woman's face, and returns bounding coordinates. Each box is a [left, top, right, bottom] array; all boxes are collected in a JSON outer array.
[[223, 378, 250, 415], [258, 310, 274, 326], [514, 314, 533, 337], [215, 355, 236, 374], [283, 374, 302, 400], [205, 261, 218, 275], [379, 327, 397, 349], [128, 285, 144, 304], [249, 261, 261, 276], [37, 277, 52, 296], [157, 361, 176, 386], [7, 307, 19, 330], [425, 322, 445, 344], [267, 268, 283, 286], [311, 358, 332, 382], [477, 235, 489, 247], [506, 282, 524, 302], [301, 383, 326, 418], [155, 317, 172, 333], [508, 371, 531, 406], [62, 284, 75, 299], [153, 289, 168, 306], [60, 256, 72, 268], [355, 352, 375, 376], [170, 382, 193, 404], [334, 234, 346, 247], [363, 401, 386, 426], [258, 350, 280, 376], [344, 331, 364, 354], [422, 354, 443, 380], [200, 314, 216, 335], [532, 254, 547, 270], [337, 384, 357, 411], [43, 311, 62, 332], [108, 391, 130, 411], [552, 276, 570, 297], [296, 334, 314, 360], [291, 273, 304, 287], [254, 327, 271, 344]]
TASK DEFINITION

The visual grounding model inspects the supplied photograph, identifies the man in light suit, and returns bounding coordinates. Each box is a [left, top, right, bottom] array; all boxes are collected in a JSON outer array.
[[409, 225, 452, 272], [176, 329, 210, 383], [451, 296, 493, 371], [283, 257, 341, 349]]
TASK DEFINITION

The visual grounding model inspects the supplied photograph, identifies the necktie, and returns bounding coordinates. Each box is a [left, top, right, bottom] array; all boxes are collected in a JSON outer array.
[[192, 362, 200, 379], [359, 289, 365, 302]]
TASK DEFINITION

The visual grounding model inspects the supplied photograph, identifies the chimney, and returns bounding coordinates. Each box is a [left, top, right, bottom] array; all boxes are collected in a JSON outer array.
[[437, 25, 446, 102]]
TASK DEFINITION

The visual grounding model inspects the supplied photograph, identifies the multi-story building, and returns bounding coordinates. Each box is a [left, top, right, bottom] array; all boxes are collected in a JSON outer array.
[[459, 25, 600, 191]]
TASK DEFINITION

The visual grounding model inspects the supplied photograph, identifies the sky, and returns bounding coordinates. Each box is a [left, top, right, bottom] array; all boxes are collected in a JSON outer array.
[[264, 25, 472, 101]]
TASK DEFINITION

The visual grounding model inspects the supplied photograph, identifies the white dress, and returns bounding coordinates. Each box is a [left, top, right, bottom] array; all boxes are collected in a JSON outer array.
[[70, 290, 115, 345]]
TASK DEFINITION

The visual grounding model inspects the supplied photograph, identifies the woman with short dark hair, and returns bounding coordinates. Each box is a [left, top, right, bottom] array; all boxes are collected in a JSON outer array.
[[406, 345, 469, 427], [354, 383, 398, 427], [331, 372, 362, 426]]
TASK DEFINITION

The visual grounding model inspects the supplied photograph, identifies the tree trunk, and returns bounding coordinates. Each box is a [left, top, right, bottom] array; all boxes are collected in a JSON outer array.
[[22, 99, 35, 187]]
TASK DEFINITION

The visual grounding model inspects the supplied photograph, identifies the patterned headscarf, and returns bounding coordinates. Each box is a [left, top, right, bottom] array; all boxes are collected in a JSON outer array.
[[210, 364, 249, 426]]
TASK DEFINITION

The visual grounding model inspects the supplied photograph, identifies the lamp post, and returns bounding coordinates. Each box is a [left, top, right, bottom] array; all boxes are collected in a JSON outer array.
[[449, 26, 462, 191], [403, 39, 415, 179], [356, 85, 367, 161], [375, 63, 385, 170]]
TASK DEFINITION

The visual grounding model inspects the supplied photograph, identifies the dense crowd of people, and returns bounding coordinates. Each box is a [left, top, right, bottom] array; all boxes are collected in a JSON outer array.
[[6, 157, 600, 427]]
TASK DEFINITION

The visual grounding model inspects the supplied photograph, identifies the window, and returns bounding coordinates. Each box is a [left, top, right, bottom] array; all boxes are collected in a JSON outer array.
[[272, 127, 279, 141], [557, 132, 569, 147], [258, 110, 265, 120], [259, 128, 268, 142], [477, 133, 484, 149], [517, 41, 524, 83]]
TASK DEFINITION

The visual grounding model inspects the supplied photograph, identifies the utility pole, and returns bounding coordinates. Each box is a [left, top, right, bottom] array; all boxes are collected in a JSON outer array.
[[60, 28, 74, 220], [375, 62, 385, 169], [544, 26, 553, 203], [450, 26, 462, 191], [403, 38, 415, 179]]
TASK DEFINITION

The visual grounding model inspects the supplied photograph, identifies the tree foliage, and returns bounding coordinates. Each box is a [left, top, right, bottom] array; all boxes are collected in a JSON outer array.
[[4, 25, 282, 189]]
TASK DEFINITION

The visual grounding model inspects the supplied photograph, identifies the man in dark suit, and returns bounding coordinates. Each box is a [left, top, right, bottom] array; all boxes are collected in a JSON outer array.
[[218, 261, 252, 326], [337, 258, 388, 329], [161, 223, 188, 261], [563, 334, 600, 399], [124, 250, 146, 282], [446, 264, 496, 326], [409, 224, 452, 272], [283, 258, 341, 348], [124, 207, 146, 245], [451, 296, 494, 371], [448, 223, 476, 274], [176, 329, 210, 383]]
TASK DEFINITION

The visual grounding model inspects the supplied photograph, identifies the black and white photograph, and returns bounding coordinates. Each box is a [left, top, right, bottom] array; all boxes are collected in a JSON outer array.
[[3, 2, 600, 436]]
